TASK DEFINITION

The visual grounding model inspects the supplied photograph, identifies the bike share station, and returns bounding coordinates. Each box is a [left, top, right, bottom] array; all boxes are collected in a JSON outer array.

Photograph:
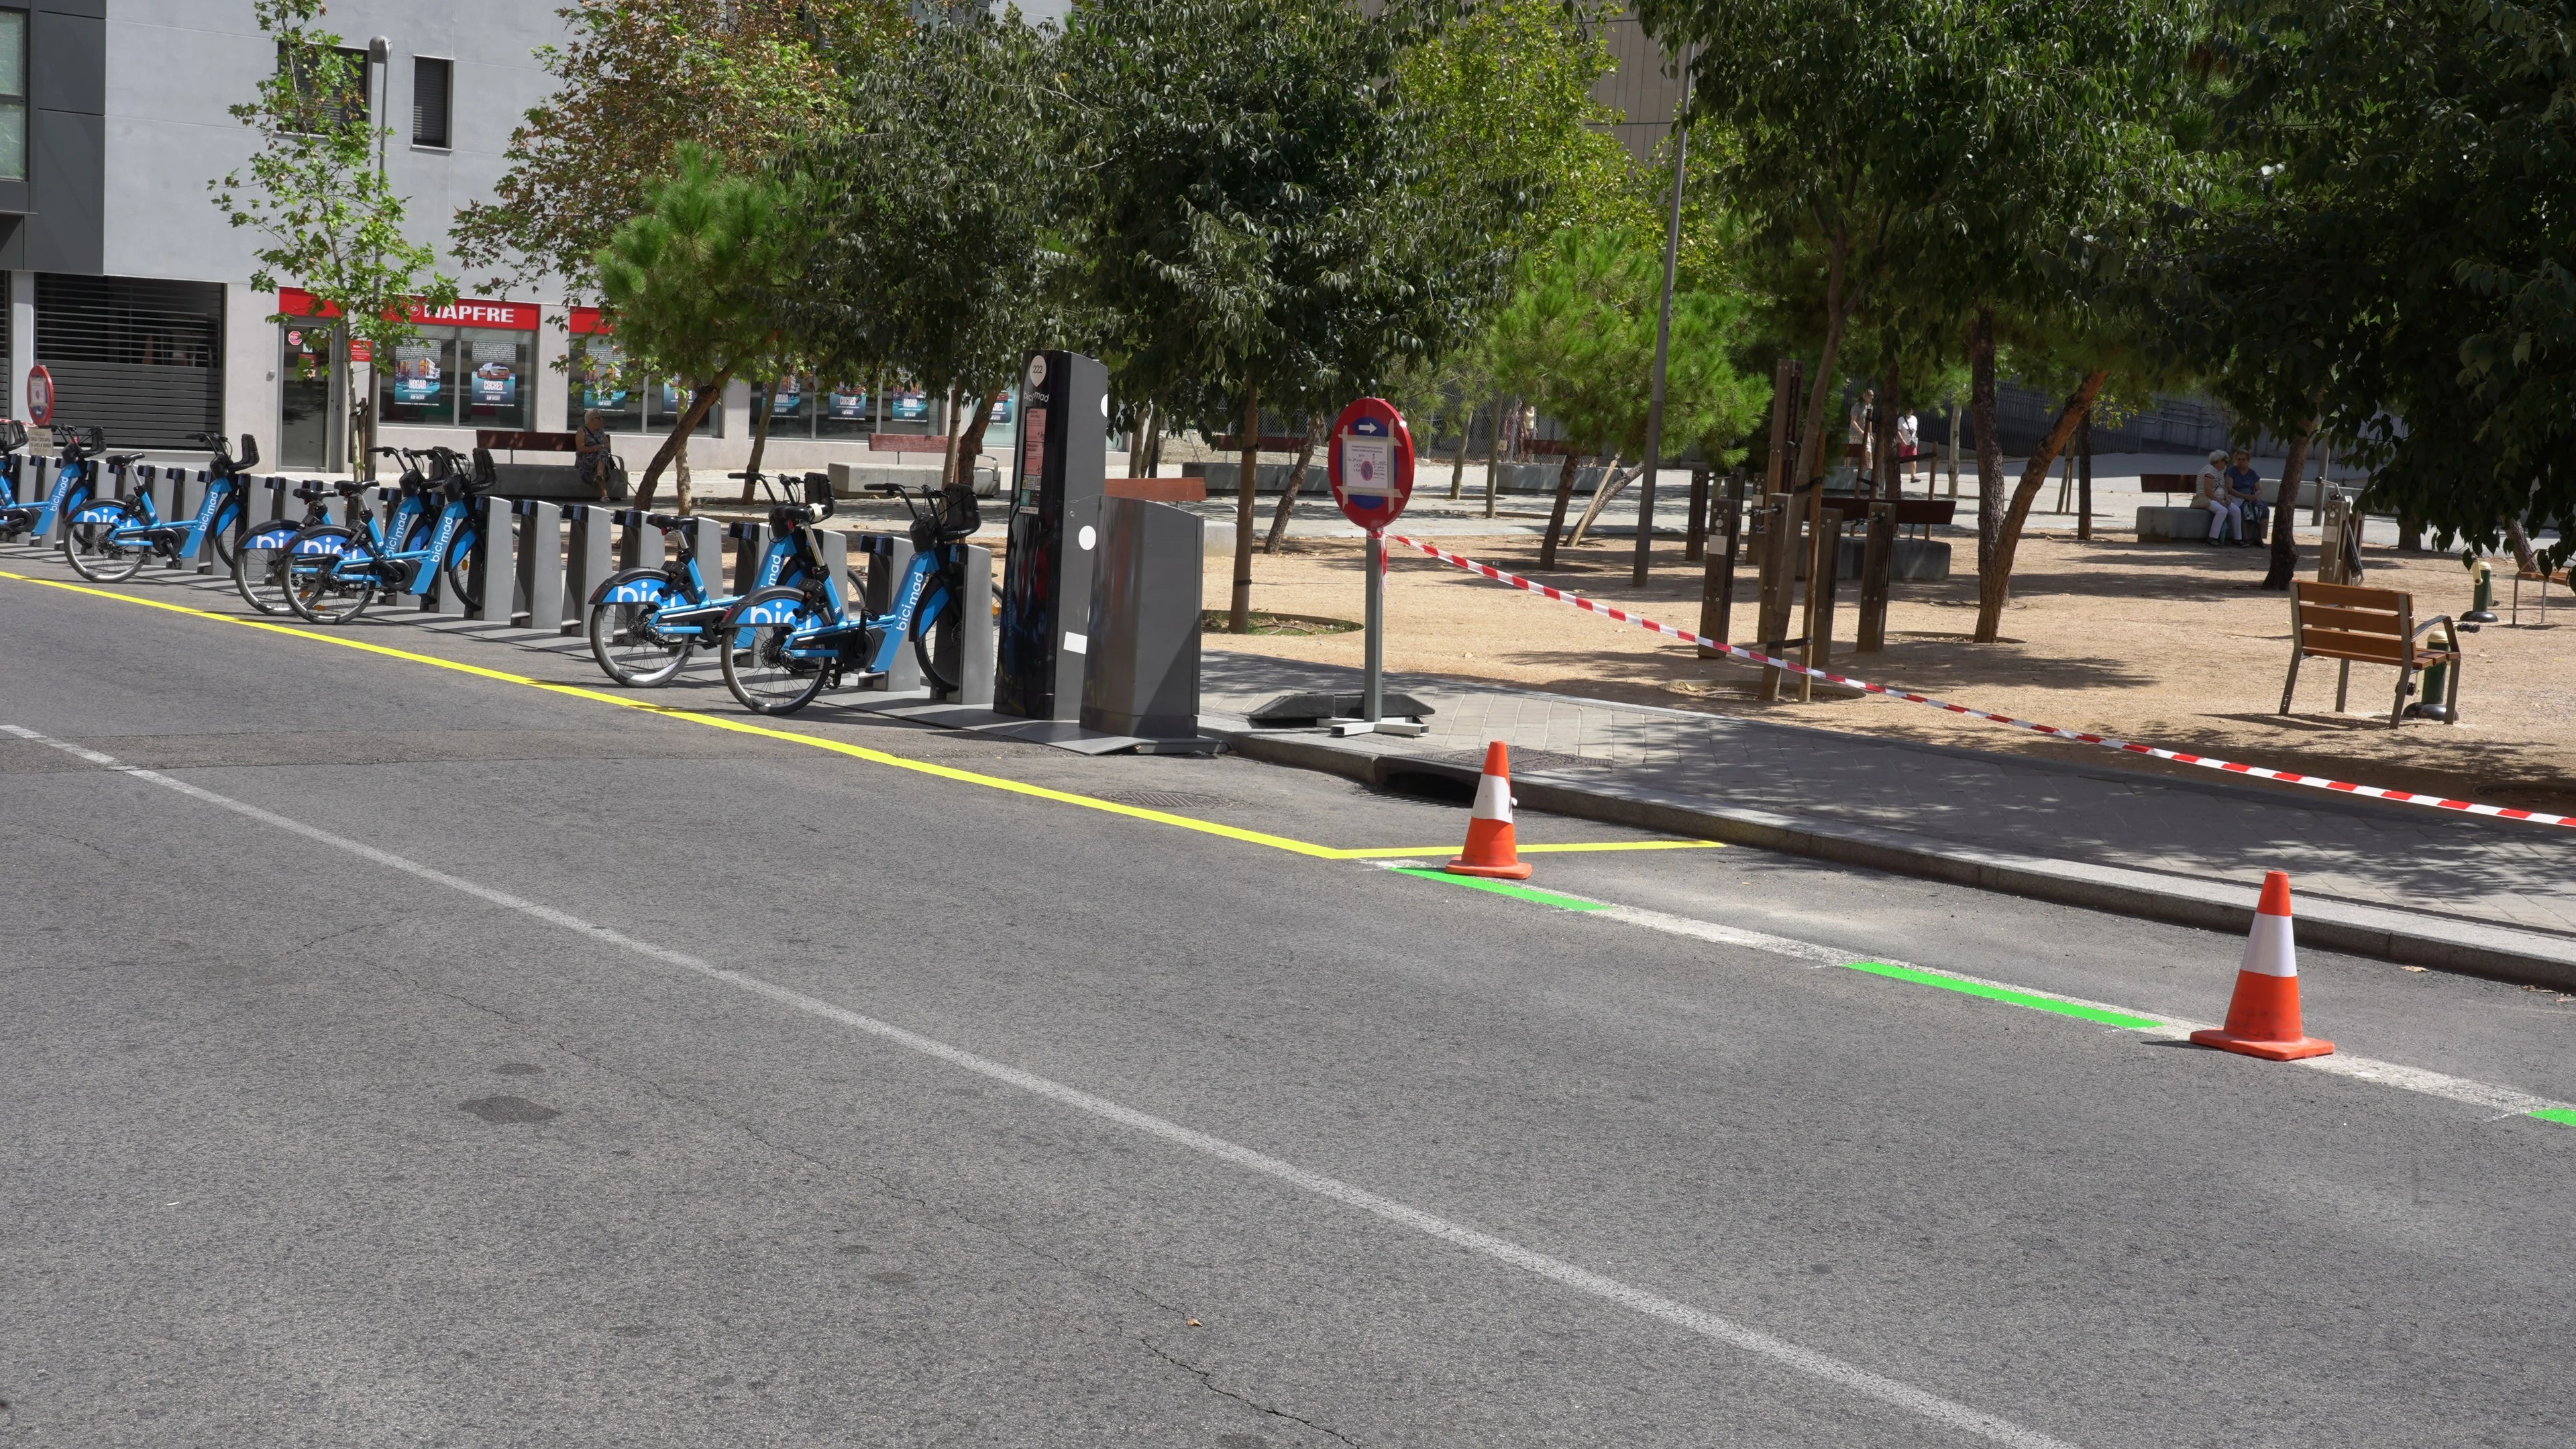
[[849, 348, 1218, 753]]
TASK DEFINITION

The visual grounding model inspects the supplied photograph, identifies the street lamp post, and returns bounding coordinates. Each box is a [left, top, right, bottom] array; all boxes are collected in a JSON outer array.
[[1632, 50, 1693, 588]]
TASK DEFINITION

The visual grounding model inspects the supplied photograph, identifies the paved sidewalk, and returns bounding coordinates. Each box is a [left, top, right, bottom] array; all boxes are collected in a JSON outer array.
[[1199, 651, 2576, 981]]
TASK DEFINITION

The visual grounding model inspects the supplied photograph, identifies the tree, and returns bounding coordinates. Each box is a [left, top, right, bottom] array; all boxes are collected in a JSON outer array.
[[1064, 0, 1523, 632], [1487, 225, 1760, 568], [594, 145, 808, 511], [790, 11, 1067, 494], [2169, 0, 2576, 574], [212, 0, 455, 477], [452, 0, 900, 302]]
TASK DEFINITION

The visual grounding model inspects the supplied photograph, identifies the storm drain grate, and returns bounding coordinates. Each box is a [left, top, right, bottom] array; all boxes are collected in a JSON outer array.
[[1434, 747, 1608, 775], [1098, 789, 1237, 810]]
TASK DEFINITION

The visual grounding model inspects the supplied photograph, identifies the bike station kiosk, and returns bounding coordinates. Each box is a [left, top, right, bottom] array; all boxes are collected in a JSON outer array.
[[997, 350, 1107, 722]]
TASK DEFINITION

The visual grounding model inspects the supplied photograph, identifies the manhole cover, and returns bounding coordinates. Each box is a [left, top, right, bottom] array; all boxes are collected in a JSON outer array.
[[1100, 789, 1234, 810], [1437, 747, 1605, 775]]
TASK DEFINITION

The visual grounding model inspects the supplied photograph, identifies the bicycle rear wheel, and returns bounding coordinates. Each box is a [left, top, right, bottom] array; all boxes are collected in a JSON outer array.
[[719, 587, 831, 714], [284, 525, 377, 624], [62, 499, 146, 582], [443, 529, 484, 614], [232, 526, 297, 615]]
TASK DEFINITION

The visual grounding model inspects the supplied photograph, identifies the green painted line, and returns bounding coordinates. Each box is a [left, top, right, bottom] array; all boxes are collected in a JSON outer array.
[[1841, 960, 2167, 1030], [1391, 867, 1610, 912], [2530, 1108, 2576, 1128]]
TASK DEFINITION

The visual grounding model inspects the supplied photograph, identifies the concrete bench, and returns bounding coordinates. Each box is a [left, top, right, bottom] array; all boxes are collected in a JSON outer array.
[[2137, 505, 2214, 541]]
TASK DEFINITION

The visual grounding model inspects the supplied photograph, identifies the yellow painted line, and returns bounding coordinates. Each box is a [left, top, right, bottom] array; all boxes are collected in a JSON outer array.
[[1332, 841, 1723, 859], [4, 570, 1733, 867]]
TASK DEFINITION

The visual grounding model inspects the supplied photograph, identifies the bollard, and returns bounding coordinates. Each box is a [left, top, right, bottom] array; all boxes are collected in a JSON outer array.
[[616, 508, 663, 571], [937, 543, 996, 706], [811, 528, 851, 604], [262, 475, 291, 523], [560, 502, 612, 632], [678, 516, 725, 597], [728, 519, 771, 594], [1684, 466, 1711, 562], [513, 498, 563, 631], [851, 531, 922, 692], [467, 494, 515, 622], [1856, 500, 1895, 653]]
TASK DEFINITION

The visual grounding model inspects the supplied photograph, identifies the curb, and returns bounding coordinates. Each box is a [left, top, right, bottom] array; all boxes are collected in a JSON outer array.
[[1210, 722, 2576, 993]]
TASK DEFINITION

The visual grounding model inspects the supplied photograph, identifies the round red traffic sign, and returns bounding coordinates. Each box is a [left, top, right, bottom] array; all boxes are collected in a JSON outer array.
[[1326, 396, 1414, 531], [24, 364, 52, 426]]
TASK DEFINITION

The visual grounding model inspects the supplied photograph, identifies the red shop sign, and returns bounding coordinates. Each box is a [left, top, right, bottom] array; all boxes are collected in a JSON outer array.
[[278, 286, 539, 331]]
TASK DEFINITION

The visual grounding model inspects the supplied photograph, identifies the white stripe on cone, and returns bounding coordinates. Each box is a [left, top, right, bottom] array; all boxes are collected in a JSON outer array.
[[2241, 912, 2297, 978], [1472, 770, 1513, 822]]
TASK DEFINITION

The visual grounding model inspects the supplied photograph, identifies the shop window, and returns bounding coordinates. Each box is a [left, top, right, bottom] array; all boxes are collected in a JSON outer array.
[[378, 331, 456, 425], [647, 378, 722, 437], [816, 382, 873, 439], [750, 376, 813, 439], [412, 57, 451, 148], [460, 332, 532, 429], [377, 323, 532, 429], [568, 335, 641, 433], [0, 11, 24, 182]]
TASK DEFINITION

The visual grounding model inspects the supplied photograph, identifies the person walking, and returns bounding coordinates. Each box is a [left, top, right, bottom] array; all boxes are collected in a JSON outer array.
[[1848, 388, 1876, 478], [1896, 409, 1920, 486]]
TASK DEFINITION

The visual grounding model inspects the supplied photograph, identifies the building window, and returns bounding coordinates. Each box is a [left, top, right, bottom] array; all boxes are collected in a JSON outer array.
[[280, 42, 370, 132], [0, 11, 25, 182], [566, 331, 722, 437], [377, 323, 533, 430], [412, 56, 451, 148]]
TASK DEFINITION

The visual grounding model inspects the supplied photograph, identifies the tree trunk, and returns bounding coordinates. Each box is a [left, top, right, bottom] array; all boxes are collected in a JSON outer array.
[[2260, 415, 2316, 590], [1484, 394, 1508, 519], [1796, 234, 1853, 490], [1539, 449, 1579, 570], [951, 390, 996, 494], [1568, 459, 1639, 548], [634, 377, 727, 508], [1875, 356, 1900, 498], [2076, 411, 2092, 542], [2506, 518, 2541, 576], [1230, 378, 1258, 633], [740, 376, 781, 503], [1265, 415, 1324, 553], [1972, 370, 2109, 642], [1447, 399, 1472, 500], [1968, 308, 2002, 582], [940, 385, 965, 490], [1133, 400, 1157, 477]]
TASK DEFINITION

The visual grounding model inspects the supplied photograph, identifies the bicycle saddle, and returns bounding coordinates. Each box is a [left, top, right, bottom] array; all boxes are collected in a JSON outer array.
[[644, 512, 685, 530], [105, 452, 147, 468], [332, 481, 370, 497], [293, 484, 330, 502]]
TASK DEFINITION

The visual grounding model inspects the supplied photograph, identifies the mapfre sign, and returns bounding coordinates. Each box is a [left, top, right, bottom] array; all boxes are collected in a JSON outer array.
[[276, 287, 539, 331]]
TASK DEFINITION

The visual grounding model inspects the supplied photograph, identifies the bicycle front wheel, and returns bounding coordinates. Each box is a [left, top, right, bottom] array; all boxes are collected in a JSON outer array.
[[720, 589, 831, 714], [443, 529, 484, 614], [62, 499, 145, 582], [913, 587, 959, 696], [588, 598, 694, 687], [284, 525, 376, 624], [206, 500, 247, 572], [232, 525, 298, 615]]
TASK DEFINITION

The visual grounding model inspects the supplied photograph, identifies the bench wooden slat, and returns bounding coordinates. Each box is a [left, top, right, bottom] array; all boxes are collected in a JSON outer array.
[[2297, 603, 2404, 634], [2296, 580, 2406, 609], [2139, 472, 2197, 492], [2298, 631, 2407, 665]]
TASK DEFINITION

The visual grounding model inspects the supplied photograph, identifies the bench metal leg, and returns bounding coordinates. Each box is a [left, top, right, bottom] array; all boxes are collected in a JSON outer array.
[[2335, 659, 2350, 713], [2391, 664, 2408, 729], [2280, 651, 2301, 714]]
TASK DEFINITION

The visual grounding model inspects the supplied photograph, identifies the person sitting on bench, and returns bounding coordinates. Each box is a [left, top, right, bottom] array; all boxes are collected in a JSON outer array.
[[2224, 447, 2268, 546], [2197, 449, 2242, 545]]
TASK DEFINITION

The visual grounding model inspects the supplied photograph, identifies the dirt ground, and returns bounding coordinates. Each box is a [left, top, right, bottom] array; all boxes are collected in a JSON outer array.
[[1204, 529, 2576, 810]]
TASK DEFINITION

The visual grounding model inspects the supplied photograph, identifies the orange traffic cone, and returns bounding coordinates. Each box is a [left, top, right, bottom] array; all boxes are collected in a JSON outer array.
[[2190, 871, 2334, 1061], [1444, 741, 1533, 880]]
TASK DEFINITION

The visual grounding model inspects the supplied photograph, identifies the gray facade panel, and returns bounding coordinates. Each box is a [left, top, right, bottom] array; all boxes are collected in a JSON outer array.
[[27, 105, 99, 272], [34, 9, 102, 115]]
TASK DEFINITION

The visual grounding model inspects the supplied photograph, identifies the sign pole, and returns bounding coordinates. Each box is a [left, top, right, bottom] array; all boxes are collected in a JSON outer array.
[[1364, 528, 1385, 723], [1324, 396, 1423, 737]]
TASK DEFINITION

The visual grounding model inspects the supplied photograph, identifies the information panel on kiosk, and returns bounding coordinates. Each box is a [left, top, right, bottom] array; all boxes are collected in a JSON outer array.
[[1326, 397, 1415, 530]]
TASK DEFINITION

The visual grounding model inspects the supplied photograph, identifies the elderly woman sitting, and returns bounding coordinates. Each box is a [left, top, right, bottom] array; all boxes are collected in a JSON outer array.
[[2196, 449, 2243, 545]]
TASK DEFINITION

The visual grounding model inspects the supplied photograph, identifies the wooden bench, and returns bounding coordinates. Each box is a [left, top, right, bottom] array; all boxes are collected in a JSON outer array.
[[477, 429, 578, 453], [2512, 568, 2568, 626], [1105, 476, 1206, 502], [2140, 472, 2197, 492], [869, 433, 949, 455], [2283, 580, 2462, 726]]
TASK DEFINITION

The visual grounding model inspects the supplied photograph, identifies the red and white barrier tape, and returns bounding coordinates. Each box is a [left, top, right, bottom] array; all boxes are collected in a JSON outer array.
[[1384, 533, 2576, 831]]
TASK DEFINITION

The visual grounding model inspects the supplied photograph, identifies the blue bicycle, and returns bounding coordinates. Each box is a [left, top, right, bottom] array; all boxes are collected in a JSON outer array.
[[584, 500, 817, 688], [0, 425, 113, 546], [0, 420, 32, 513], [58, 431, 262, 584], [717, 478, 977, 714], [281, 447, 485, 624]]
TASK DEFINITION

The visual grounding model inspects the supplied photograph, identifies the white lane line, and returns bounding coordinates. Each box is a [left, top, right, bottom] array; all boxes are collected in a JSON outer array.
[[2, 724, 2074, 1449], [1377, 865, 2576, 1123]]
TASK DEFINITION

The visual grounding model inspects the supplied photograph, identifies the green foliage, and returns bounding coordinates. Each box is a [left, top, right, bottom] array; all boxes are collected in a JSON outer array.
[[2170, 0, 2576, 557], [1486, 225, 1760, 463], [211, 0, 455, 473], [1062, 0, 1519, 425], [790, 11, 1065, 411], [594, 144, 809, 500], [453, 0, 903, 301], [1396, 0, 1639, 243]]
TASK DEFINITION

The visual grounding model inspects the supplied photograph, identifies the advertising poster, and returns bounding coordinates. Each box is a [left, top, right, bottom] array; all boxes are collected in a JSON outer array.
[[470, 340, 518, 408], [767, 377, 804, 419], [826, 386, 868, 421], [891, 390, 929, 422], [393, 341, 441, 407], [989, 392, 1014, 425]]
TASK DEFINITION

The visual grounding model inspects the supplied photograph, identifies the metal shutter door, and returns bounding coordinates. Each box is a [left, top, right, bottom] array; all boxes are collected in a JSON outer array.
[[35, 274, 224, 449]]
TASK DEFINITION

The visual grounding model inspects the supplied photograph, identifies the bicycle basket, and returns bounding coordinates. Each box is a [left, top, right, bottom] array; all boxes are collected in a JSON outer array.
[[936, 483, 981, 541]]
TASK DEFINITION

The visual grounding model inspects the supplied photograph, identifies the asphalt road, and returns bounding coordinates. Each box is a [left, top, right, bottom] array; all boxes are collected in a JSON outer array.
[[5, 556, 2575, 1448]]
